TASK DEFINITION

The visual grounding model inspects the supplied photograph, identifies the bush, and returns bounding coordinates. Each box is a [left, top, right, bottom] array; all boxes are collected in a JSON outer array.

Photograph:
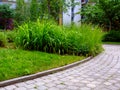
[[103, 30, 120, 42], [0, 32, 7, 47], [15, 20, 103, 56], [0, 4, 15, 30]]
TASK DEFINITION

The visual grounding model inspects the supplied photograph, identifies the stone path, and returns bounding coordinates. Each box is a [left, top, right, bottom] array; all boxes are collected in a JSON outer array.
[[0, 45, 120, 90]]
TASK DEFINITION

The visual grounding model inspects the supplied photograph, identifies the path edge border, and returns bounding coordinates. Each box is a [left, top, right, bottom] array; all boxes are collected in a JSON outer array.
[[0, 56, 92, 87]]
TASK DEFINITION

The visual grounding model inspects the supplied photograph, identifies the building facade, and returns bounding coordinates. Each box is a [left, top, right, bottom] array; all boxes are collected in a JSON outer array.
[[63, 0, 88, 25]]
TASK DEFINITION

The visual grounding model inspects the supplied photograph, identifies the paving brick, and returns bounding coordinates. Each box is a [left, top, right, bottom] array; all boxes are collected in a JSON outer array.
[[35, 82, 45, 86], [15, 87, 27, 90], [80, 87, 91, 90], [67, 85, 79, 90], [15, 82, 28, 87], [24, 84, 36, 89], [25, 80, 36, 84], [4, 85, 17, 90], [48, 87, 60, 90], [104, 82, 112, 86], [0, 88, 6, 90], [86, 84, 96, 88], [36, 86, 48, 90]]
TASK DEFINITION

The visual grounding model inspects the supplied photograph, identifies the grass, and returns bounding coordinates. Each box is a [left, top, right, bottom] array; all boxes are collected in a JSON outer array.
[[103, 42, 120, 45], [0, 48, 85, 81]]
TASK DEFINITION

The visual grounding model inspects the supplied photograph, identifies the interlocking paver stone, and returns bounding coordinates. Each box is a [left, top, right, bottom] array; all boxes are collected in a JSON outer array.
[[0, 88, 5, 90], [1, 45, 120, 90], [14, 87, 27, 90]]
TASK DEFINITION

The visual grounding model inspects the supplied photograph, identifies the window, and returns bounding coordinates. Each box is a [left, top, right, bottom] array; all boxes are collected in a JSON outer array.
[[82, 0, 85, 2]]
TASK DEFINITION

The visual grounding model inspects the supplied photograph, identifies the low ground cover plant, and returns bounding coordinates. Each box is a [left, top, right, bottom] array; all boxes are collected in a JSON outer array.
[[15, 20, 103, 56]]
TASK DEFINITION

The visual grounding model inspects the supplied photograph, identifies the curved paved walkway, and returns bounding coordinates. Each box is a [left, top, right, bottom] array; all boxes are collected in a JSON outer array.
[[1, 45, 120, 90]]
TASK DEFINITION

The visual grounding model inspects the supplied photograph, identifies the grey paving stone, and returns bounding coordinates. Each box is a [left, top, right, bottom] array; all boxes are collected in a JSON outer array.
[[4, 85, 17, 90], [35, 82, 45, 86], [25, 80, 36, 84], [15, 87, 27, 90], [104, 82, 112, 86], [0, 88, 6, 90], [15, 82, 28, 87], [80, 87, 91, 90], [36, 86, 48, 90], [45, 83, 56, 88], [86, 84, 96, 88], [80, 80, 90, 84], [114, 83, 120, 88], [48, 87, 60, 90], [107, 85, 120, 90], [67, 85, 79, 90], [55, 84, 66, 89], [24, 84, 37, 89]]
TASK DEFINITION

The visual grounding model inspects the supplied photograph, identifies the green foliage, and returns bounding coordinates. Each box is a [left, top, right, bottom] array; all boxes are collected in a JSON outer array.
[[103, 30, 120, 42], [0, 32, 7, 47], [15, 20, 103, 56], [0, 4, 15, 18], [82, 0, 120, 30]]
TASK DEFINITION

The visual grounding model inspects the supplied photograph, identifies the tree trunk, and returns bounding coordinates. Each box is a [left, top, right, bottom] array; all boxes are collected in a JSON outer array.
[[109, 21, 112, 31], [59, 7, 63, 25]]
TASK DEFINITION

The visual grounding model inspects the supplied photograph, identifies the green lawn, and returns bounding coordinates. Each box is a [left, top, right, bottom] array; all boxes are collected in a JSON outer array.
[[103, 42, 120, 45], [0, 48, 85, 81]]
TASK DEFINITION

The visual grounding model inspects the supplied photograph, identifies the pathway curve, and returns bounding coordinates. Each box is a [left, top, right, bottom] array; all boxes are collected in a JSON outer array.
[[1, 45, 120, 90]]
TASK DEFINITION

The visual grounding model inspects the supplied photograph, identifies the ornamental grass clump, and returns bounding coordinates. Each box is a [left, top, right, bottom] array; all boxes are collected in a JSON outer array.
[[64, 24, 103, 56], [15, 20, 103, 56]]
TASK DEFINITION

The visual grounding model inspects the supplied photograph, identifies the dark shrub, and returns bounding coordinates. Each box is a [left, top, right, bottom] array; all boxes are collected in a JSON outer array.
[[0, 4, 15, 30], [103, 30, 120, 42]]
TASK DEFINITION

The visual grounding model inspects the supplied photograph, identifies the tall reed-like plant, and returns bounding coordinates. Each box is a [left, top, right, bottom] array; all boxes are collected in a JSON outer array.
[[15, 20, 103, 56]]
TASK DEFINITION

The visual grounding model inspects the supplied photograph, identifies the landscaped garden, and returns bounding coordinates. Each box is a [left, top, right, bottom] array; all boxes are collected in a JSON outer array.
[[0, 0, 120, 82], [0, 21, 103, 81]]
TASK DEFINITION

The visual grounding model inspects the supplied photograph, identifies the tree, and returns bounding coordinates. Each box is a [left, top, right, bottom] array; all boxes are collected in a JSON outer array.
[[81, 0, 120, 30]]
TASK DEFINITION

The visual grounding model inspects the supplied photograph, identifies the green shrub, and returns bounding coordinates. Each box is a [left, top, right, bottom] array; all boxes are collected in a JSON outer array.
[[15, 20, 103, 56], [103, 30, 120, 42], [0, 4, 15, 18], [0, 32, 7, 47]]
